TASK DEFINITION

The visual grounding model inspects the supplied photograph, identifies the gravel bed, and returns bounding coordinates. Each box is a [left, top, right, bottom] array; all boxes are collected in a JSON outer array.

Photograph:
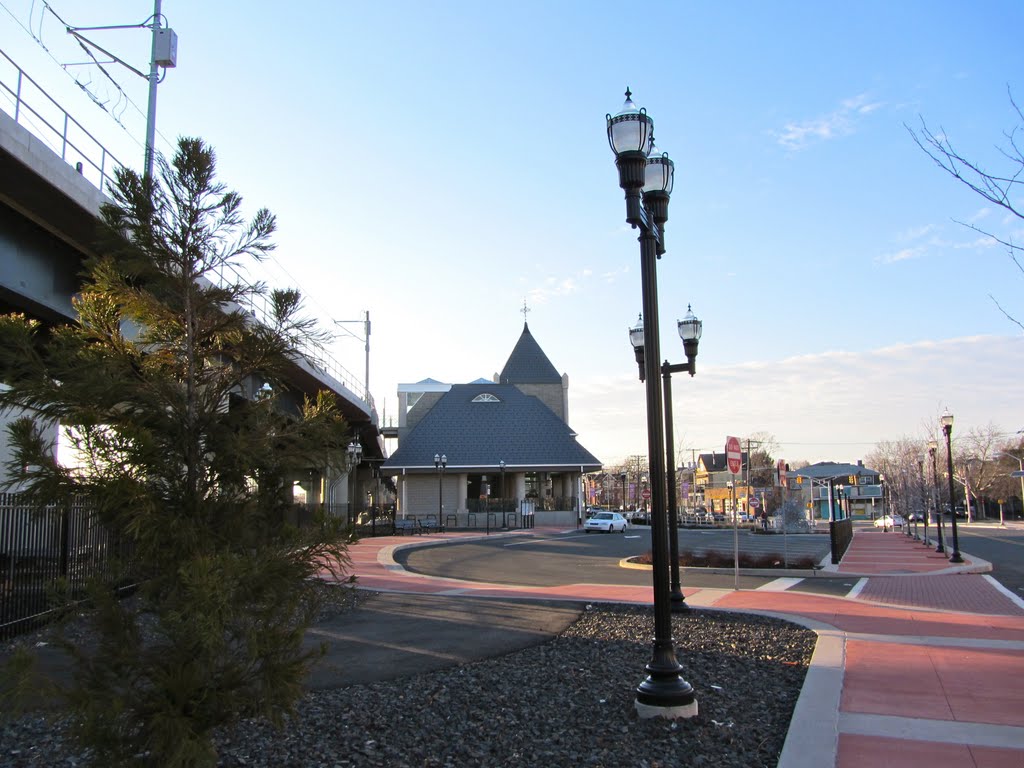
[[1, 601, 815, 767]]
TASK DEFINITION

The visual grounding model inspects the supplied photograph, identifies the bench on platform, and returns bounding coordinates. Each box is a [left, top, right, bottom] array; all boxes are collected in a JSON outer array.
[[392, 519, 422, 535]]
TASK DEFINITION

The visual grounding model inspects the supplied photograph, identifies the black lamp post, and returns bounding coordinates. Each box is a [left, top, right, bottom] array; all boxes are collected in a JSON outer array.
[[620, 471, 627, 513], [941, 410, 963, 563], [631, 306, 703, 613], [607, 88, 696, 719], [919, 455, 930, 546], [928, 441, 945, 553], [346, 440, 363, 528], [434, 453, 447, 532], [499, 459, 506, 528]]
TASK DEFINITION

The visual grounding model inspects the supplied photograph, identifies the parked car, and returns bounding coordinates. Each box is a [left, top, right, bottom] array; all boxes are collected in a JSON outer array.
[[873, 515, 905, 529], [584, 512, 629, 533], [906, 512, 924, 522], [625, 509, 650, 525]]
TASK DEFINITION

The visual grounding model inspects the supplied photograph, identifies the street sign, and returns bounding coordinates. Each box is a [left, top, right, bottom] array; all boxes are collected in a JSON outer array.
[[641, 488, 651, 500], [726, 435, 742, 475], [748, 497, 760, 509], [1012, 470, 1024, 478]]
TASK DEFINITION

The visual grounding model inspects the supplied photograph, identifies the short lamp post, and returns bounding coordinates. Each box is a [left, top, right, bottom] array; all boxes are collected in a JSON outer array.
[[346, 440, 363, 528], [878, 474, 889, 532], [929, 440, 945, 554], [434, 453, 447, 532], [499, 459, 506, 528], [620, 471, 628, 513], [941, 410, 963, 563], [608, 88, 696, 719], [631, 306, 703, 613]]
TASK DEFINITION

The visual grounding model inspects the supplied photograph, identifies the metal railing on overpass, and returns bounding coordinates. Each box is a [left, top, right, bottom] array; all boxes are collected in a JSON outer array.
[[0, 48, 372, 412], [0, 47, 123, 194]]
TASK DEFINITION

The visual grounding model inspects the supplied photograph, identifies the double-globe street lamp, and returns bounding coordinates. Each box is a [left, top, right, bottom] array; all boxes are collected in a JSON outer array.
[[346, 440, 363, 528], [607, 88, 697, 720], [918, 455, 930, 546], [630, 306, 703, 613], [434, 453, 447, 532], [928, 440, 946, 554], [940, 410, 964, 563]]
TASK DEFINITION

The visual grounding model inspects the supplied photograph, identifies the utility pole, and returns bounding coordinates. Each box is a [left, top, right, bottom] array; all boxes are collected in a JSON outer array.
[[144, 1, 163, 181]]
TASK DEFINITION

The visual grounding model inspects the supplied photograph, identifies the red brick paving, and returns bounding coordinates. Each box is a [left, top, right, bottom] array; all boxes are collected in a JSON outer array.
[[333, 525, 1024, 768], [843, 640, 1024, 726], [857, 574, 1024, 615], [837, 735, 1024, 768]]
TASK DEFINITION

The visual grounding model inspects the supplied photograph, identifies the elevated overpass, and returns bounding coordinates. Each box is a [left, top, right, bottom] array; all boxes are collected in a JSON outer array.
[[0, 49, 380, 511]]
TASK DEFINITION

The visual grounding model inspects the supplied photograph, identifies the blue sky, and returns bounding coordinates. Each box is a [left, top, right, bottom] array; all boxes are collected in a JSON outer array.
[[2, 0, 1022, 465]]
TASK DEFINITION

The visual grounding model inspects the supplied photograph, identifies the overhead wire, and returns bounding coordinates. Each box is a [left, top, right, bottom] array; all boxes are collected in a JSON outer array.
[[1, 0, 175, 157], [4, 0, 363, 357]]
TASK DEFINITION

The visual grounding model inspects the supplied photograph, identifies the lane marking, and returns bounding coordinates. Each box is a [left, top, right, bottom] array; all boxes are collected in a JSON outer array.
[[503, 533, 590, 547], [756, 577, 804, 592], [846, 578, 869, 599]]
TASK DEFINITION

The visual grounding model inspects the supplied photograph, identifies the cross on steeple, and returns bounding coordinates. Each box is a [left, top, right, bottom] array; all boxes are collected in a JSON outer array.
[[521, 299, 530, 322]]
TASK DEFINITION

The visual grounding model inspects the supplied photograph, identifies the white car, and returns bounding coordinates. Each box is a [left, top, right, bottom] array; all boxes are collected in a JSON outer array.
[[584, 511, 629, 533], [873, 515, 905, 529]]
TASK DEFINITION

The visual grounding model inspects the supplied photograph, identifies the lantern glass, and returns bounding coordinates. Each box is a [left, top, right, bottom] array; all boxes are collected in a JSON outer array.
[[677, 305, 702, 342], [607, 90, 654, 157], [628, 313, 645, 351], [643, 144, 674, 195]]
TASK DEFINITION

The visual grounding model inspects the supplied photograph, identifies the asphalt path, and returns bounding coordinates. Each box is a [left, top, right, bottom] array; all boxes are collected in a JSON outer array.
[[947, 522, 1024, 596], [395, 526, 845, 593]]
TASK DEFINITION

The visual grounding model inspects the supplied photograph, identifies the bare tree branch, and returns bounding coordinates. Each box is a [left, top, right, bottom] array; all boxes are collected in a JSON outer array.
[[907, 86, 1023, 332]]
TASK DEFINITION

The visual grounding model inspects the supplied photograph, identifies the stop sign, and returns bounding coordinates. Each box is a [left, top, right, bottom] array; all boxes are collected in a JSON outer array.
[[726, 436, 742, 475], [641, 488, 651, 500]]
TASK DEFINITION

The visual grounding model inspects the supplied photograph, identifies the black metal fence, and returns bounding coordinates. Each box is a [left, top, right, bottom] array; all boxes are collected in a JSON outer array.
[[829, 517, 853, 564], [0, 492, 136, 641]]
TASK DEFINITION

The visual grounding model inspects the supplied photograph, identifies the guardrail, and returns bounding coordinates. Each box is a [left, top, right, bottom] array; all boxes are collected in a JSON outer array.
[[0, 47, 123, 194], [0, 48, 372, 413]]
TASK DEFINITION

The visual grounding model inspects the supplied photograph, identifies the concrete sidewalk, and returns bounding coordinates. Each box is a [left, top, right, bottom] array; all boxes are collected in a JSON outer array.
[[332, 524, 1024, 768]]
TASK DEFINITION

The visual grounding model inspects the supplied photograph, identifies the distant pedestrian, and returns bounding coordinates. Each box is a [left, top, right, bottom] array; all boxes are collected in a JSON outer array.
[[760, 510, 768, 531]]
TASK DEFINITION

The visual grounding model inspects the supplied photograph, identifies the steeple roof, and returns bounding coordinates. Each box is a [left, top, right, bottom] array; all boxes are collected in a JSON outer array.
[[499, 323, 561, 384]]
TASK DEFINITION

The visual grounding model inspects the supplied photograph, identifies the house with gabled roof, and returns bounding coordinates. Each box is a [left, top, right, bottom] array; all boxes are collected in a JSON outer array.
[[694, 451, 751, 515], [785, 461, 884, 520], [382, 322, 601, 526]]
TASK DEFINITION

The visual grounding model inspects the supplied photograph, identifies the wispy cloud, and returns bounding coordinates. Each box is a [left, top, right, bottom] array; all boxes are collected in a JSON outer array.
[[777, 93, 885, 150], [571, 335, 1024, 466], [524, 272, 587, 304], [895, 224, 935, 242], [875, 246, 924, 264]]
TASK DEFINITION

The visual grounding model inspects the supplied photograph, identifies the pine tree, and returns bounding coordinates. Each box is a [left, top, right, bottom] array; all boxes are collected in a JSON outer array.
[[0, 138, 351, 766]]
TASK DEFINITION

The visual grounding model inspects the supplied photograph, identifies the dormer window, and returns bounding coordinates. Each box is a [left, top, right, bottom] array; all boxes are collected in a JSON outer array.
[[472, 393, 500, 403]]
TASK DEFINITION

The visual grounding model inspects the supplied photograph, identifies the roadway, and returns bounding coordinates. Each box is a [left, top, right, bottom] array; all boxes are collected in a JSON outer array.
[[394, 525, 866, 598], [950, 521, 1024, 596], [395, 521, 1024, 601]]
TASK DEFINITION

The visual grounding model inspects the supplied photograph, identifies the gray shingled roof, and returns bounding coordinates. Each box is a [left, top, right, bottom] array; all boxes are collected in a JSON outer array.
[[699, 452, 749, 472], [498, 323, 562, 384], [382, 383, 600, 473], [788, 461, 878, 479]]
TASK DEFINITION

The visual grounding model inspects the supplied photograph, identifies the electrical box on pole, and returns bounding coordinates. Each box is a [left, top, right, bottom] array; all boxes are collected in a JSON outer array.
[[154, 28, 178, 67]]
